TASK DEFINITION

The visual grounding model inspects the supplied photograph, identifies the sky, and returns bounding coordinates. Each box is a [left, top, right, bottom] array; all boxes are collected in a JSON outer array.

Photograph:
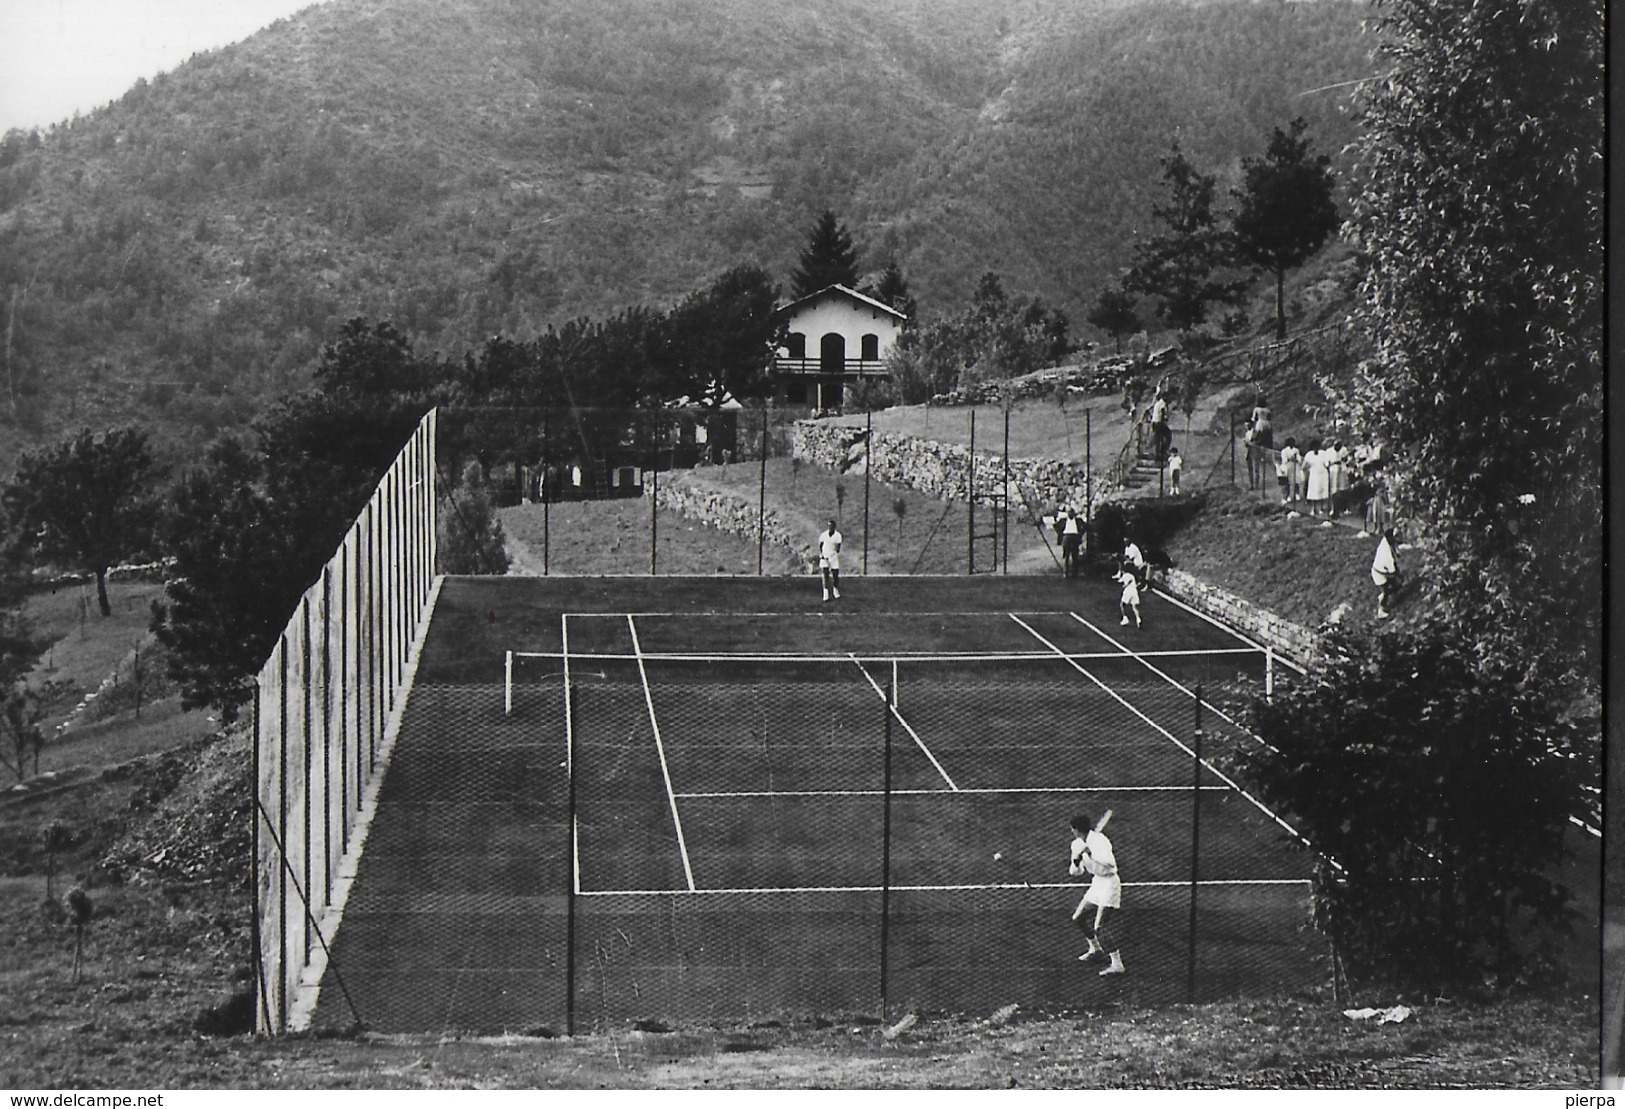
[[0, 0, 329, 133]]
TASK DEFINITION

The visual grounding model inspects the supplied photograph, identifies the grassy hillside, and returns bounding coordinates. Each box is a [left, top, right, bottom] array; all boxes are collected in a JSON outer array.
[[0, 0, 1373, 467]]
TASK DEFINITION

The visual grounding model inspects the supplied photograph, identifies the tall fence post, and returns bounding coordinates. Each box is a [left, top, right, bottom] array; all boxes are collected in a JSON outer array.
[[252, 679, 267, 1033], [543, 409, 551, 576], [1085, 409, 1093, 541], [863, 405, 872, 575], [1189, 683, 1204, 1003], [757, 407, 767, 575], [1229, 412, 1237, 488], [1002, 404, 1011, 575], [650, 467, 659, 575], [880, 673, 894, 1020], [967, 409, 977, 575], [564, 640, 577, 1038]]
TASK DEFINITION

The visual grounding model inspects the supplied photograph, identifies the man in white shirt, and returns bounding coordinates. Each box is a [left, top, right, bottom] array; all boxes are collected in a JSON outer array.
[[1123, 535, 1148, 591], [817, 519, 843, 602], [1070, 812, 1126, 976], [1149, 388, 1171, 463]]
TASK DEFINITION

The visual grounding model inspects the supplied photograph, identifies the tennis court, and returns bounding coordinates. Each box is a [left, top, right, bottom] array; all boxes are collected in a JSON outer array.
[[310, 576, 1325, 1033]]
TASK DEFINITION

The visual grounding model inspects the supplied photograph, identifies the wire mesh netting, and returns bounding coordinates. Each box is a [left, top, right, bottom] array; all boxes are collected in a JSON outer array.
[[435, 405, 1105, 577], [311, 621, 1322, 1034]]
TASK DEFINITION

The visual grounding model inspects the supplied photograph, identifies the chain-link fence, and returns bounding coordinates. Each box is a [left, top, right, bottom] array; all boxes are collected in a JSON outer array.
[[436, 404, 1124, 578], [308, 634, 1323, 1034], [253, 410, 438, 1035]]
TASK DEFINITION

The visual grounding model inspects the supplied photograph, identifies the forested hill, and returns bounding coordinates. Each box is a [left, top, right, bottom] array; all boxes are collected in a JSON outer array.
[[0, 0, 1374, 465]]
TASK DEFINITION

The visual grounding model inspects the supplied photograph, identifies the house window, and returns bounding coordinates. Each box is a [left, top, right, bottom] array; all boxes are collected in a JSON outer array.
[[861, 334, 880, 361], [786, 333, 807, 359]]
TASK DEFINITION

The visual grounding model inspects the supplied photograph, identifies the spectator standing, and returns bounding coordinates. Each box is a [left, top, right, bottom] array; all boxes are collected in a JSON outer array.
[[1305, 441, 1331, 516], [1371, 529, 1398, 618], [1058, 507, 1082, 578], [1247, 393, 1274, 491], [1278, 438, 1303, 506], [1167, 447, 1183, 495], [1150, 386, 1172, 464]]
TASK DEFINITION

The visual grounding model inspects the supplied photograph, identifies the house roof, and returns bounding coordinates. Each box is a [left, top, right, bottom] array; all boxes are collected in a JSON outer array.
[[776, 284, 909, 321]]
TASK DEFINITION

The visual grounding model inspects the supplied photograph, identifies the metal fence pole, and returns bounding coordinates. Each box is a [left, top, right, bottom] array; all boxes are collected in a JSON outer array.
[[277, 636, 289, 1033], [252, 679, 267, 1033], [565, 655, 577, 1037], [758, 407, 767, 575], [863, 405, 872, 575], [1003, 405, 1011, 574], [1189, 683, 1204, 1003], [967, 409, 976, 575], [1085, 409, 1093, 537], [543, 409, 551, 576], [301, 597, 314, 966], [1229, 412, 1236, 487], [880, 674, 894, 1020], [650, 466, 659, 575], [321, 568, 333, 911]]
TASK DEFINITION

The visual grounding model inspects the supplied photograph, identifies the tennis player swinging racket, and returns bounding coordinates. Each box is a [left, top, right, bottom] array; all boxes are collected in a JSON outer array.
[[1069, 810, 1126, 976]]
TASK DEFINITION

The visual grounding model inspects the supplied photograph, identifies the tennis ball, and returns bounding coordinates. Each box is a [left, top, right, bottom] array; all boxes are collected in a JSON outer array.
[[993, 852, 1003, 861]]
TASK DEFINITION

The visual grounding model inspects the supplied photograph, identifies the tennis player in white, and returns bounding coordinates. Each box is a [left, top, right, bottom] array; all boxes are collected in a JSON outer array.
[[817, 518, 843, 602], [1070, 811, 1126, 975]]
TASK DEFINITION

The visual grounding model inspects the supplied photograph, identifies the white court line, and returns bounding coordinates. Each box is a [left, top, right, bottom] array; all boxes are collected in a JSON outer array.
[[627, 615, 697, 892], [848, 654, 959, 791], [1149, 587, 1309, 676], [674, 785, 1230, 800], [1067, 611, 1283, 758], [1009, 614, 1322, 858], [578, 878, 1312, 897], [561, 609, 1104, 619], [510, 647, 1261, 662]]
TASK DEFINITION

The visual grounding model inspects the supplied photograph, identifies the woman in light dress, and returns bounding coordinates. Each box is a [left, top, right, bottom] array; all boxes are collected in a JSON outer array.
[[1305, 440, 1332, 516]]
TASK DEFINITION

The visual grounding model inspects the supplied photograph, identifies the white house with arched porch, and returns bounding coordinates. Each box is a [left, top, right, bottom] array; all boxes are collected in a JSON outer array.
[[773, 284, 908, 411]]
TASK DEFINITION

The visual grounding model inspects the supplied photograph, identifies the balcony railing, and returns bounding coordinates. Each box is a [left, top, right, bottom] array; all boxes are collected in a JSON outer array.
[[772, 356, 891, 378]]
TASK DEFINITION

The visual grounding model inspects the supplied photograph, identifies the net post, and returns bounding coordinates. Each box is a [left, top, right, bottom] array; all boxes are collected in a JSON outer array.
[[1266, 646, 1275, 702], [879, 673, 894, 1021], [1189, 682, 1203, 1004], [504, 651, 513, 716]]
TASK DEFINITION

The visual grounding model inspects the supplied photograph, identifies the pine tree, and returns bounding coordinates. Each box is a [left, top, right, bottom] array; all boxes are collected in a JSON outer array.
[[790, 210, 861, 298], [1126, 143, 1248, 333], [1232, 118, 1340, 340]]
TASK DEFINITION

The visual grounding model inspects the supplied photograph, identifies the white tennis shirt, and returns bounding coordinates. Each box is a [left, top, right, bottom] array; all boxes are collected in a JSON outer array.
[[818, 528, 842, 570]]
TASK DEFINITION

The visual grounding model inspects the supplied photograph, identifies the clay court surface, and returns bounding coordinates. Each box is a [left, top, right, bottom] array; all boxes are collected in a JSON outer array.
[[311, 575, 1324, 1033]]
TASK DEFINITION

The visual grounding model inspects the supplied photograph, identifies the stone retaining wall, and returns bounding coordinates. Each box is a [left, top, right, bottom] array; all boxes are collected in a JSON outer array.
[[1159, 568, 1319, 671], [649, 474, 815, 571], [792, 421, 1094, 517]]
